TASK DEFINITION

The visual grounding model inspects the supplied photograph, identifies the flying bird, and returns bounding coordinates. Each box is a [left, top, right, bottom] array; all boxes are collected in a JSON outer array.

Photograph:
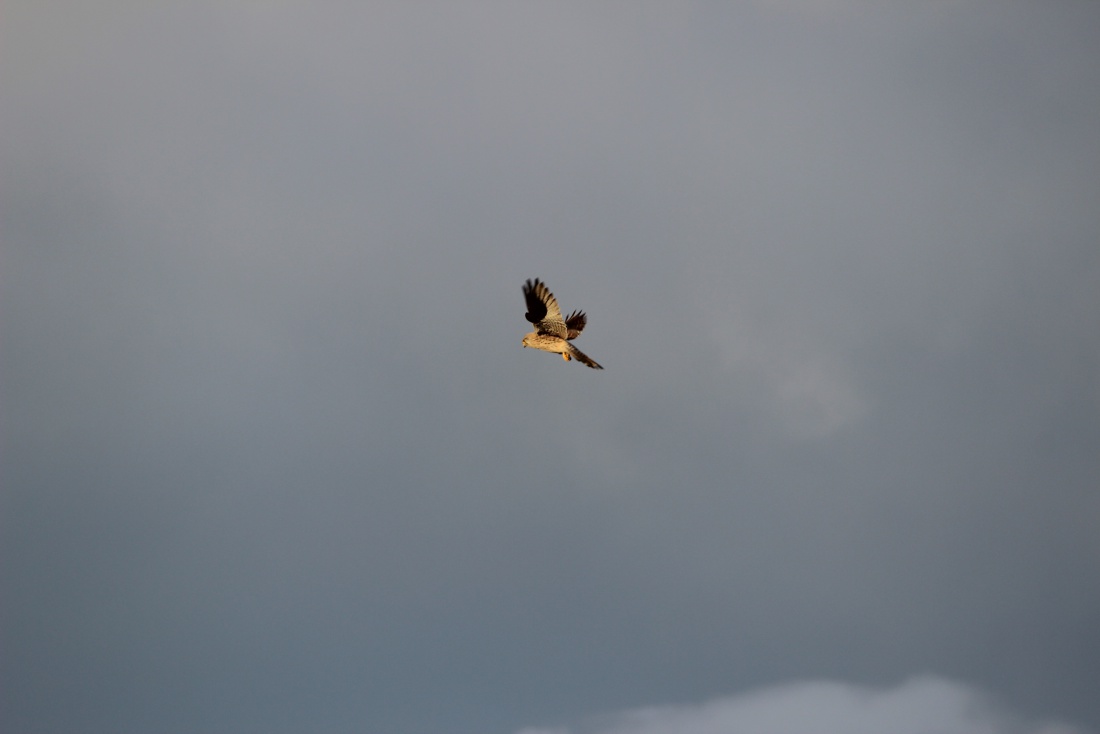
[[521, 278, 603, 369]]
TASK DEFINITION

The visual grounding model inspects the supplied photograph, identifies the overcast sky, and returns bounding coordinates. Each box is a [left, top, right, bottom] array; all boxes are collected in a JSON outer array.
[[2, 3, 1099, 733]]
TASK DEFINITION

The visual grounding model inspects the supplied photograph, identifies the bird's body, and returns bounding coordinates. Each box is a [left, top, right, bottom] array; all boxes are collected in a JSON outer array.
[[521, 278, 603, 369]]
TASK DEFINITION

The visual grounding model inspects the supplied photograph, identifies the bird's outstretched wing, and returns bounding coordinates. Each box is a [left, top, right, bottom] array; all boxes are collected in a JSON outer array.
[[523, 279, 567, 338], [564, 310, 587, 340]]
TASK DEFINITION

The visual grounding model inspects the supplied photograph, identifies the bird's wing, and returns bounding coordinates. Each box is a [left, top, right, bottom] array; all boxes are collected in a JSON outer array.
[[523, 279, 567, 338], [564, 310, 587, 340]]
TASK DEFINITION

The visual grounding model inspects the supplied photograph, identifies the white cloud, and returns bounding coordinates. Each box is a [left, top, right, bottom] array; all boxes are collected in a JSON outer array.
[[517, 677, 1091, 734], [702, 304, 869, 438]]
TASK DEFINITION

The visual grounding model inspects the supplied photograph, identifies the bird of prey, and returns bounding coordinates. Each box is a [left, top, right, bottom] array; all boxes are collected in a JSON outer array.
[[521, 278, 603, 369]]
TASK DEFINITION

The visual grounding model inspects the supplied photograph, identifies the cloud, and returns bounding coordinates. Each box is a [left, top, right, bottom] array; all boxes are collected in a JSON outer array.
[[517, 677, 1091, 734], [3, 3, 1098, 733], [702, 304, 869, 437]]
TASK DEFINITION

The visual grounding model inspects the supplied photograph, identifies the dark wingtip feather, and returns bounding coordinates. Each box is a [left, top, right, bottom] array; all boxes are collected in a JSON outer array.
[[523, 278, 549, 323]]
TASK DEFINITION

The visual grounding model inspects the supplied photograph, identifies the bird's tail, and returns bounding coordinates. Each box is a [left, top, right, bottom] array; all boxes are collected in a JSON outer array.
[[567, 343, 603, 370]]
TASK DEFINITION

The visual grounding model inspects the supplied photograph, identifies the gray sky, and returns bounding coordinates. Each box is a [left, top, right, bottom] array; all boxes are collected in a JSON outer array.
[[2, 2, 1098, 733]]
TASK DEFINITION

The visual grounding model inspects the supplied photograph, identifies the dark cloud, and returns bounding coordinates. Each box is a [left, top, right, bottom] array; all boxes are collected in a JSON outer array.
[[3, 2, 1098, 733]]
